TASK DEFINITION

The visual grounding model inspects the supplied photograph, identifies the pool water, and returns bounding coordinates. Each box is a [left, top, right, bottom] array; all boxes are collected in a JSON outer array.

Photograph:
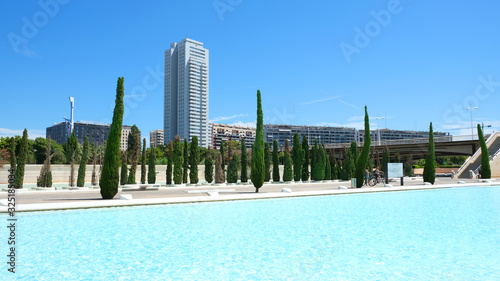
[[2, 186, 500, 280]]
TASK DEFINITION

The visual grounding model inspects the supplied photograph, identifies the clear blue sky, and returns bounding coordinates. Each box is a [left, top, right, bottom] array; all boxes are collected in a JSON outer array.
[[1, 0, 499, 145]]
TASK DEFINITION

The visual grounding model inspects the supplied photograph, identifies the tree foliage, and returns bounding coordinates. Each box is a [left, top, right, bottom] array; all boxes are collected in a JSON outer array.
[[37, 136, 53, 187], [283, 140, 293, 182], [9, 137, 16, 175], [251, 90, 265, 191], [205, 148, 214, 184], [141, 138, 146, 184], [91, 150, 98, 186], [381, 148, 390, 174], [423, 122, 436, 184], [227, 154, 239, 183], [301, 135, 309, 181], [264, 142, 271, 182], [77, 136, 89, 187], [477, 124, 491, 179], [100, 77, 125, 199], [215, 150, 225, 184], [292, 133, 304, 181], [182, 139, 189, 183], [166, 141, 173, 185], [189, 136, 199, 184], [147, 147, 156, 184], [127, 125, 141, 184], [120, 151, 128, 186], [312, 139, 326, 181], [272, 139, 280, 182], [220, 141, 225, 175], [355, 106, 371, 188], [241, 139, 248, 183], [173, 136, 183, 184], [404, 155, 414, 177], [15, 129, 28, 189], [325, 149, 332, 180]]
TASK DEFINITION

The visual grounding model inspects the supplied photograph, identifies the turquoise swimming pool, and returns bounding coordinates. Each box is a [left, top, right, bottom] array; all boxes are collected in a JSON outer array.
[[2, 186, 500, 280]]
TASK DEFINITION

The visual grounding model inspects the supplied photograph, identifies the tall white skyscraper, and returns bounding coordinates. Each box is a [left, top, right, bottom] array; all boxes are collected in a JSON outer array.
[[164, 38, 210, 147]]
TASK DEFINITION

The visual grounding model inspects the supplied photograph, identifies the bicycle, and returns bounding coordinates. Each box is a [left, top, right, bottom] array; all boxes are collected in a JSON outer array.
[[369, 174, 384, 186]]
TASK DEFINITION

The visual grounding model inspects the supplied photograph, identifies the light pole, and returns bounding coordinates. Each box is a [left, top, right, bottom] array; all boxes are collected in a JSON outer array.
[[466, 107, 478, 140], [375, 117, 385, 145]]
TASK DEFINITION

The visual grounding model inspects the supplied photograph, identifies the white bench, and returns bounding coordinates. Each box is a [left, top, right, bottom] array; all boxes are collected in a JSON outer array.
[[185, 189, 236, 196]]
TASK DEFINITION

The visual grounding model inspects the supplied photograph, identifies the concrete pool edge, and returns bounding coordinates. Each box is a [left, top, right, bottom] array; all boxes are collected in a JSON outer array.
[[0, 181, 497, 213]]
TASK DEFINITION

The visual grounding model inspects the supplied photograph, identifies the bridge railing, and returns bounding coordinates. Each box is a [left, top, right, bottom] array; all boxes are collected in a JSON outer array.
[[324, 135, 472, 149]]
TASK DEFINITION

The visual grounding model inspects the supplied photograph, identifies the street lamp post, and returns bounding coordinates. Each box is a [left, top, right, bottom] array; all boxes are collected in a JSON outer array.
[[466, 107, 478, 140]]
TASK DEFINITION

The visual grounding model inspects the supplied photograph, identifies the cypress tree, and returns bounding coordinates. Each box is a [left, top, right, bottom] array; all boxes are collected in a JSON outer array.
[[251, 90, 265, 192], [349, 141, 358, 165], [292, 133, 304, 182], [92, 150, 98, 186], [127, 125, 141, 184], [346, 152, 356, 180], [173, 136, 183, 184], [214, 150, 225, 184], [204, 148, 214, 184], [349, 142, 358, 178], [313, 143, 326, 181], [66, 132, 78, 164], [394, 150, 401, 163], [241, 139, 248, 183], [100, 77, 125, 199], [77, 136, 89, 187], [15, 129, 28, 189], [189, 136, 199, 184], [423, 122, 436, 184], [355, 106, 371, 188], [9, 137, 16, 176], [37, 136, 53, 187], [120, 151, 128, 186], [183, 139, 189, 183], [404, 155, 414, 177], [283, 140, 293, 182], [227, 154, 239, 183], [301, 135, 309, 181], [69, 151, 76, 187], [147, 147, 156, 184], [166, 141, 173, 185], [220, 141, 225, 176], [272, 140, 280, 182], [264, 142, 271, 182], [331, 159, 338, 180], [311, 138, 320, 180], [477, 124, 491, 179], [325, 150, 332, 180], [140, 138, 146, 184], [381, 149, 390, 173]]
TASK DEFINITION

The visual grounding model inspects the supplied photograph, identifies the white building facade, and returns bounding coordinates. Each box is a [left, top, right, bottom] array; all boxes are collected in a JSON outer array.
[[164, 38, 210, 147]]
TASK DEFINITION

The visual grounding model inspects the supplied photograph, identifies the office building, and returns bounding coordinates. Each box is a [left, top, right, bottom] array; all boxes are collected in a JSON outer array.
[[264, 124, 357, 148], [47, 121, 109, 147], [211, 123, 255, 149], [47, 121, 137, 150], [164, 38, 210, 147], [150, 130, 164, 148], [264, 124, 451, 148]]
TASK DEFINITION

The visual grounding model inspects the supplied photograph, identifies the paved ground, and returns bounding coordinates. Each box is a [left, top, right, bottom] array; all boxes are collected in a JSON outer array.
[[0, 177, 496, 212]]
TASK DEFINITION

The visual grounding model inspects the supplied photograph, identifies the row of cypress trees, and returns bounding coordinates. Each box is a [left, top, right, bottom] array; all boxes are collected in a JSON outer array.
[[95, 80, 493, 198]]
